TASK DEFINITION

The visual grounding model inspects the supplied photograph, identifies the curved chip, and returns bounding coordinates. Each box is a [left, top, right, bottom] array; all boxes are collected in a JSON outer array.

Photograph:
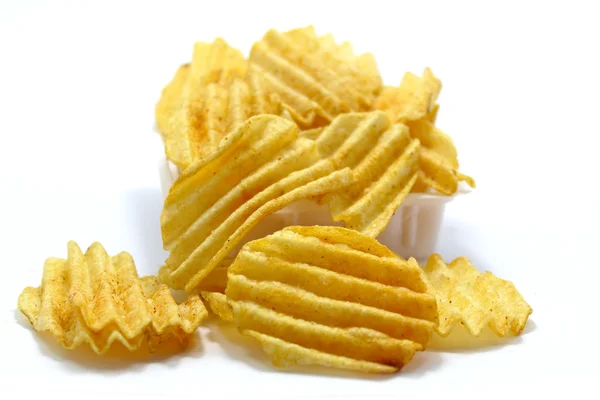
[[315, 111, 420, 236], [17, 242, 207, 354], [160, 115, 354, 293], [161, 38, 282, 169], [424, 254, 532, 337], [226, 226, 438, 373], [373, 69, 475, 194], [249, 26, 382, 128], [374, 68, 441, 123], [201, 292, 233, 322], [198, 260, 233, 322], [155, 63, 189, 136]]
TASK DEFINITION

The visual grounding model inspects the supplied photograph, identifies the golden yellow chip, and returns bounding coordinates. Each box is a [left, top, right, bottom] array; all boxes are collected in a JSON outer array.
[[201, 292, 234, 322], [373, 68, 475, 194], [197, 260, 233, 321], [226, 226, 438, 373], [249, 26, 382, 129], [155, 63, 189, 136], [314, 111, 420, 236], [161, 38, 283, 170], [18, 242, 207, 354], [374, 68, 441, 123], [160, 114, 354, 293], [424, 254, 532, 337], [407, 118, 458, 169]]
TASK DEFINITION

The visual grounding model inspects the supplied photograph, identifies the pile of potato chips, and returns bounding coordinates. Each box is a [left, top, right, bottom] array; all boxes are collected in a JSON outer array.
[[18, 25, 532, 374]]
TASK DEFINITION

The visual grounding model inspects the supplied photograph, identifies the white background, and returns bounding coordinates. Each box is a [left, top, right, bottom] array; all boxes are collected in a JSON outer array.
[[1, 0, 599, 398]]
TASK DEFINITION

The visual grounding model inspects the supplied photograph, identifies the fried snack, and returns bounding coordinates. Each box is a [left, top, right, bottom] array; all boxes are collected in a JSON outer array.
[[198, 260, 234, 322], [160, 115, 354, 292], [424, 254, 532, 337], [201, 292, 234, 322], [314, 111, 420, 237], [249, 26, 382, 129], [161, 39, 281, 169], [374, 69, 475, 194], [156, 63, 189, 136], [226, 226, 437, 373], [374, 68, 441, 123], [18, 242, 207, 354]]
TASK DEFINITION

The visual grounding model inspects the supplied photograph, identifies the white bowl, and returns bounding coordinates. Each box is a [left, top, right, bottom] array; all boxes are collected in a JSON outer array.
[[158, 158, 470, 262]]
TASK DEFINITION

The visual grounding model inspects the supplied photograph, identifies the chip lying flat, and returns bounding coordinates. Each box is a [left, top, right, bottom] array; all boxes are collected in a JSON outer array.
[[160, 115, 353, 293], [18, 242, 207, 354], [424, 254, 532, 337], [226, 226, 438, 373], [249, 26, 382, 129], [161, 38, 281, 170]]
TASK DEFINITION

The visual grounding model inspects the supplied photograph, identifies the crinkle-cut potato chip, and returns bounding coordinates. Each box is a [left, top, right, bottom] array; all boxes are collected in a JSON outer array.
[[424, 254, 532, 337], [249, 25, 382, 129], [416, 148, 475, 195], [314, 111, 420, 237], [161, 38, 281, 170], [374, 68, 441, 124], [226, 226, 438, 373], [197, 260, 234, 321], [156, 63, 189, 136], [407, 118, 458, 169], [17, 242, 207, 354], [160, 115, 354, 293], [373, 68, 475, 193], [201, 292, 234, 322]]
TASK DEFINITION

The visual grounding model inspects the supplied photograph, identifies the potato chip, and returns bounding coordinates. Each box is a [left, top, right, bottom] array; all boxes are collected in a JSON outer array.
[[249, 26, 382, 129], [374, 68, 441, 123], [197, 260, 233, 321], [226, 226, 437, 373], [407, 118, 458, 169], [424, 254, 532, 337], [162, 38, 282, 169], [373, 69, 475, 194], [201, 292, 234, 322], [160, 115, 354, 292], [155, 63, 189, 136], [196, 260, 229, 294], [417, 148, 475, 195], [314, 111, 420, 236], [18, 242, 207, 354]]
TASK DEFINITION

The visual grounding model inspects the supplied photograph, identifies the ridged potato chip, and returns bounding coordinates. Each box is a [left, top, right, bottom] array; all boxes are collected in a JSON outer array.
[[201, 292, 234, 322], [160, 114, 353, 292], [314, 111, 420, 236], [424, 254, 532, 337], [374, 68, 441, 123], [160, 38, 282, 169], [226, 226, 438, 373], [374, 69, 475, 194], [18, 242, 207, 354], [249, 26, 382, 129], [197, 260, 233, 322], [156, 63, 189, 136]]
